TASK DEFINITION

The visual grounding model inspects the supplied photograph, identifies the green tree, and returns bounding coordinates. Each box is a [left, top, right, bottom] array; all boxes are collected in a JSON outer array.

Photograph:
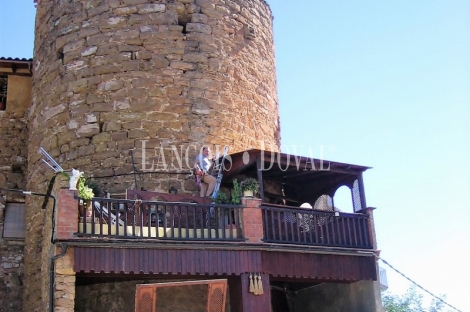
[[382, 286, 447, 312]]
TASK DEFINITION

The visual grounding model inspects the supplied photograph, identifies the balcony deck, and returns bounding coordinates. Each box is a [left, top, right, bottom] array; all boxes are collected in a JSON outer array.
[[74, 195, 372, 250], [54, 149, 379, 284]]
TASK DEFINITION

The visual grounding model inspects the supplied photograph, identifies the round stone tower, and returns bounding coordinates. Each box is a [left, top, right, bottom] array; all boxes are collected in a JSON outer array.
[[26, 1, 280, 308], [29, 0, 280, 193]]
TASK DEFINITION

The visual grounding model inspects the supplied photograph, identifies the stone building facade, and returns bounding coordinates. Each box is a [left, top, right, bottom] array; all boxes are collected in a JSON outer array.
[[0, 60, 33, 312], [1, 1, 385, 311], [19, 0, 281, 311]]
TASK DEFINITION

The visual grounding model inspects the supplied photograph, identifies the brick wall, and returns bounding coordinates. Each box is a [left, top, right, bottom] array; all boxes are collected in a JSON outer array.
[[56, 189, 79, 241], [241, 197, 263, 243]]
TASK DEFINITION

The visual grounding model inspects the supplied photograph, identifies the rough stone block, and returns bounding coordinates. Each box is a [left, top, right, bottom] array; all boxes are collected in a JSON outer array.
[[138, 3, 165, 14], [114, 6, 138, 16], [186, 23, 212, 34], [77, 124, 100, 138], [191, 13, 208, 23]]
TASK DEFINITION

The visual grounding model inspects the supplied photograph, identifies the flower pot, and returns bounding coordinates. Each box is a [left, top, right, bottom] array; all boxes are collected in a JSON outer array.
[[243, 190, 254, 197], [78, 204, 85, 217], [85, 201, 93, 217]]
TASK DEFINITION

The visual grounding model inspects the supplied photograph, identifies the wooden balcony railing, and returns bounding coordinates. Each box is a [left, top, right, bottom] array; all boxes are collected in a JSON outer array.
[[261, 204, 373, 249], [77, 197, 243, 241], [68, 194, 372, 250]]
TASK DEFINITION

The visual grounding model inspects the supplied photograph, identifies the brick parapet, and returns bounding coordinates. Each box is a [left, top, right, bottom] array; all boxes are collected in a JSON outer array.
[[56, 189, 79, 241], [241, 197, 263, 243]]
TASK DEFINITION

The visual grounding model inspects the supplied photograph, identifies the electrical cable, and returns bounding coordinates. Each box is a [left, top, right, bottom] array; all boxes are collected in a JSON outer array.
[[379, 258, 462, 312]]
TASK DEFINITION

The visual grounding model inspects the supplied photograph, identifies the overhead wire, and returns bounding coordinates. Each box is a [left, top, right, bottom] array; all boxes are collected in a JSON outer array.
[[379, 258, 462, 312]]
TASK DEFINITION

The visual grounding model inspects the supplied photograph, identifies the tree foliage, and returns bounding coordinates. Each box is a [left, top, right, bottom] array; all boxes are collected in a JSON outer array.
[[382, 286, 447, 312]]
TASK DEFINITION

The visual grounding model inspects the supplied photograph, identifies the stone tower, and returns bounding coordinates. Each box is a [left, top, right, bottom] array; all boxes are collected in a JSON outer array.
[[30, 0, 280, 190], [24, 0, 280, 309]]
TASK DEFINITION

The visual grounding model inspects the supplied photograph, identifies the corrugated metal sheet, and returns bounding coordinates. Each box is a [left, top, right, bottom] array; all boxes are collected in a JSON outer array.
[[74, 247, 376, 282], [74, 247, 262, 275], [262, 251, 376, 281]]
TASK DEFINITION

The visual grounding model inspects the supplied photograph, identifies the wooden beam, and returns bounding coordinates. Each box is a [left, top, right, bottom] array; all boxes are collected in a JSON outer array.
[[257, 155, 265, 202]]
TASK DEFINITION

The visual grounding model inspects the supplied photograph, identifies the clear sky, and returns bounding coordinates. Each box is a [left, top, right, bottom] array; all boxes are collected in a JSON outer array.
[[1, 0, 469, 311]]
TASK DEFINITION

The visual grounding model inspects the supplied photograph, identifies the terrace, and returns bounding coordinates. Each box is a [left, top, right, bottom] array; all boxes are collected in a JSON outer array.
[[60, 150, 375, 251], [74, 195, 372, 250], [52, 149, 379, 312]]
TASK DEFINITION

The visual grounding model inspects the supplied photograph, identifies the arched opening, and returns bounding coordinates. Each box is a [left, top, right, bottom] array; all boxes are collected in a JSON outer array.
[[333, 185, 353, 213]]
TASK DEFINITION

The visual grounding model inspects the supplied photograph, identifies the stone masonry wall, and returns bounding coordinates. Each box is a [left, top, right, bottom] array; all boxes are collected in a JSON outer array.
[[0, 202, 24, 312], [0, 74, 31, 311], [0, 75, 30, 192], [22, 176, 66, 312], [30, 0, 280, 193], [27, 0, 280, 310]]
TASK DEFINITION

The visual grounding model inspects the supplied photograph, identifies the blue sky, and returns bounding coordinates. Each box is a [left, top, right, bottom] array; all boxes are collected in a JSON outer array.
[[1, 0, 469, 310]]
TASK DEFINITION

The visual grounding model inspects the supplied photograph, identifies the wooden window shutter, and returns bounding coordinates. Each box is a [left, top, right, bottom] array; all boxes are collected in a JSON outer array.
[[3, 203, 26, 238], [135, 285, 156, 312], [136, 280, 226, 312], [207, 281, 227, 312]]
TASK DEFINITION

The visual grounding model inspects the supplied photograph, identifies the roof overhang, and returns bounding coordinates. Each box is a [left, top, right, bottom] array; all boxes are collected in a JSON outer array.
[[221, 149, 371, 205], [0, 58, 33, 76]]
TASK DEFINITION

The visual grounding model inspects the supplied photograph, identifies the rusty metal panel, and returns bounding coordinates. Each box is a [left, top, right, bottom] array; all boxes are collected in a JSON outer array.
[[261, 251, 376, 281], [74, 247, 262, 275], [3, 203, 26, 238], [74, 246, 376, 282]]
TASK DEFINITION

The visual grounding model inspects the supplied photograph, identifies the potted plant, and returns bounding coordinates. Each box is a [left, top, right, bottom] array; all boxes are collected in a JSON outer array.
[[214, 191, 231, 204], [77, 177, 95, 216], [239, 177, 259, 197], [230, 179, 242, 204]]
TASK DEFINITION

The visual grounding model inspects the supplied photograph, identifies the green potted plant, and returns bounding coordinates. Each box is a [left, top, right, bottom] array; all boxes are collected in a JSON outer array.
[[77, 177, 95, 216], [239, 177, 259, 197], [214, 191, 231, 204], [230, 179, 242, 204]]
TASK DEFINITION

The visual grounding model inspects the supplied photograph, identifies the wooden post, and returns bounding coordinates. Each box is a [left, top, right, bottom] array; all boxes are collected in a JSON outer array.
[[362, 207, 377, 249], [240, 273, 271, 312]]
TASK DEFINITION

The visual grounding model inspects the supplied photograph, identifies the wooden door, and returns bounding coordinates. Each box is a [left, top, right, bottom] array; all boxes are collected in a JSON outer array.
[[135, 285, 156, 312], [135, 279, 227, 312], [207, 281, 227, 312]]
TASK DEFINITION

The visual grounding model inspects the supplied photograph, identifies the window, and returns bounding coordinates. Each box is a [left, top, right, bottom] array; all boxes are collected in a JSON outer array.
[[0, 75, 7, 110], [3, 203, 26, 238]]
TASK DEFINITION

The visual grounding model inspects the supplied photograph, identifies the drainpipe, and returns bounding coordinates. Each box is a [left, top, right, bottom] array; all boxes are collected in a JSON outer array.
[[0, 187, 60, 311]]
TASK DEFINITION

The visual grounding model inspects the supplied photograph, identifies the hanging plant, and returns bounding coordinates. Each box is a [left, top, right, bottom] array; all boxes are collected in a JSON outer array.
[[77, 177, 94, 200]]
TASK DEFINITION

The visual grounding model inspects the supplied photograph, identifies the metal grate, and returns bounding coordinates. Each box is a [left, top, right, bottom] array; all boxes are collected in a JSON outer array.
[[2, 203, 26, 238], [0, 75, 7, 110], [208, 288, 224, 312], [352, 179, 362, 212], [313, 194, 333, 211], [138, 293, 154, 312], [314, 195, 333, 225]]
